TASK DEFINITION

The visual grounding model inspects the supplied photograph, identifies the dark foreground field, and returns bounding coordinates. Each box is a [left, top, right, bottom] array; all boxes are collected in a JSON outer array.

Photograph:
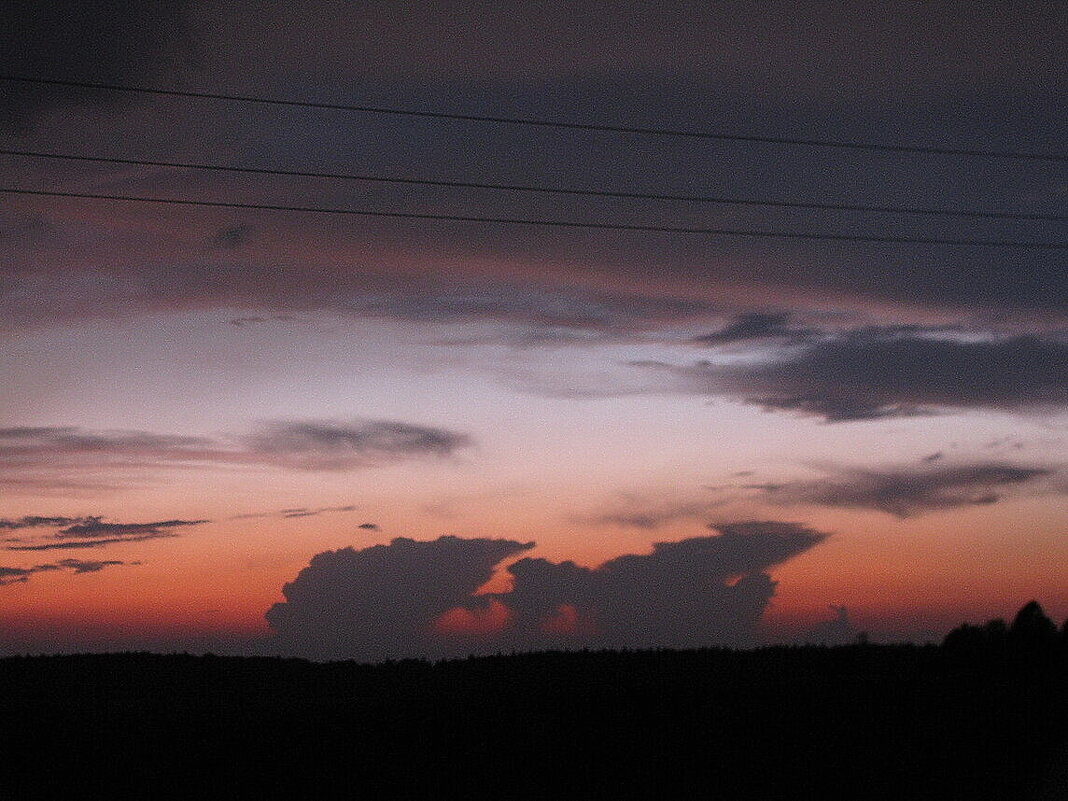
[[2, 645, 1067, 799]]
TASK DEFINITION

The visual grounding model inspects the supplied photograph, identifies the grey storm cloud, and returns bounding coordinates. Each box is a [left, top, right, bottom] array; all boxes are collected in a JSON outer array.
[[1, 2, 1065, 337], [266, 536, 535, 661], [266, 523, 826, 660], [0, 557, 131, 586], [750, 463, 1055, 517], [0, 419, 473, 489], [638, 331, 1068, 421]]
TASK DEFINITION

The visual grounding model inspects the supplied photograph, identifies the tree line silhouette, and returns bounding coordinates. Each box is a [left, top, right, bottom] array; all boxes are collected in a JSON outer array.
[[944, 600, 1067, 656], [1, 602, 1066, 799]]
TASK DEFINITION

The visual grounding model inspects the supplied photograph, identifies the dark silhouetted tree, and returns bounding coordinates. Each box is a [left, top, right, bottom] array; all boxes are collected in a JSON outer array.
[[1009, 601, 1058, 653], [943, 617, 1008, 654]]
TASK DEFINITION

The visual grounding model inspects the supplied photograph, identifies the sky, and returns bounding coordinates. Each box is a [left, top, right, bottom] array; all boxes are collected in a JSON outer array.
[[0, 1, 1065, 659]]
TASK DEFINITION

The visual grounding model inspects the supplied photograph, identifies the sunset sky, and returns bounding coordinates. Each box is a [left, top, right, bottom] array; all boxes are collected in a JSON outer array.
[[1, 1, 1065, 658]]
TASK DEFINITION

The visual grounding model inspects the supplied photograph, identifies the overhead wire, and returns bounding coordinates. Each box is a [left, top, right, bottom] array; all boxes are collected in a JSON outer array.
[[2, 148, 1063, 222], [2, 74, 1065, 162], [2, 187, 1064, 249]]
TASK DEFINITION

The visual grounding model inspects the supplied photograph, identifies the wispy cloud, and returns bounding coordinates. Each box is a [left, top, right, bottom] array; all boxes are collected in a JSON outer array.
[[0, 557, 134, 586], [232, 505, 359, 521], [0, 418, 473, 492], [749, 462, 1056, 517], [243, 420, 471, 471], [580, 493, 726, 530], [5, 517, 208, 551]]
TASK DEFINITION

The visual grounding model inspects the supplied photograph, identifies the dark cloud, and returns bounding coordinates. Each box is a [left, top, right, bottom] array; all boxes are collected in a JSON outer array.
[[0, 566, 35, 586], [1, 3, 1065, 339], [0, 557, 131, 585], [266, 523, 826, 660], [0, 1, 195, 130], [243, 420, 472, 471], [56, 518, 207, 539], [0, 419, 473, 491], [212, 225, 254, 250], [7, 534, 177, 552], [266, 536, 535, 661], [0, 515, 92, 530], [54, 558, 130, 574], [693, 313, 816, 346], [4, 517, 208, 551], [751, 463, 1054, 517], [639, 331, 1068, 421], [501, 522, 827, 651], [357, 523, 380, 531]]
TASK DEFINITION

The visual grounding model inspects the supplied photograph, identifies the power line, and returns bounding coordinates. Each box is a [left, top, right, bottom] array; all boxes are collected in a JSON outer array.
[[3, 74, 1065, 163], [3, 187, 1064, 249], [3, 148, 1063, 222]]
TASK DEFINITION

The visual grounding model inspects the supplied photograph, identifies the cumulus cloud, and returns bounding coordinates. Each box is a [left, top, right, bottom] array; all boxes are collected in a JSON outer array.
[[266, 523, 826, 660], [502, 522, 825, 650], [638, 331, 1068, 421], [266, 536, 535, 661], [0, 419, 472, 491], [750, 463, 1054, 517]]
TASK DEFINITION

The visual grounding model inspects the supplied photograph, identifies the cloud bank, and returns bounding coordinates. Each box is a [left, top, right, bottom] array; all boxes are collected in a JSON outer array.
[[266, 523, 826, 660], [640, 331, 1068, 421]]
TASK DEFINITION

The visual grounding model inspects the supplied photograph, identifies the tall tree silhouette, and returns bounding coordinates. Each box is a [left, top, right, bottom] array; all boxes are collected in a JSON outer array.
[[1009, 600, 1059, 653]]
